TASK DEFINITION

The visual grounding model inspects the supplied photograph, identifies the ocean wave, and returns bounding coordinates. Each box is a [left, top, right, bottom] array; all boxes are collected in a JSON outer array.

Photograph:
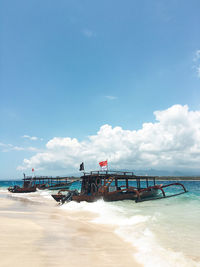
[[0, 188, 9, 193], [2, 184, 200, 267], [61, 199, 200, 267], [116, 223, 199, 267]]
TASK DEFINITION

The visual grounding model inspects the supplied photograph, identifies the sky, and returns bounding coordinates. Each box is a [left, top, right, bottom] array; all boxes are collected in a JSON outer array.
[[1, 0, 200, 179]]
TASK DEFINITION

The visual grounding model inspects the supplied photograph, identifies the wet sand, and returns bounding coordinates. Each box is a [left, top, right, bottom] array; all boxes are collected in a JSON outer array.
[[0, 195, 141, 267]]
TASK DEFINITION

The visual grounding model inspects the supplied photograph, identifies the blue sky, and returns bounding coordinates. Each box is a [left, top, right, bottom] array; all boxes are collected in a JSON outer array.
[[1, 0, 200, 179]]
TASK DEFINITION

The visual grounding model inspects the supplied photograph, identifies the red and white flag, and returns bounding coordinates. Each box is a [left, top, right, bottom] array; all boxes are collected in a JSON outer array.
[[99, 160, 108, 170], [32, 168, 34, 172]]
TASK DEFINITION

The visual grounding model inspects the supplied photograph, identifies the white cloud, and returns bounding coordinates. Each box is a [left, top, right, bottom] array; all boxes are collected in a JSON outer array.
[[197, 66, 200, 78], [27, 147, 39, 151], [0, 142, 38, 152], [193, 50, 200, 78], [0, 142, 7, 147], [18, 105, 200, 173], [82, 29, 96, 38], [22, 135, 43, 141], [12, 146, 25, 151], [22, 135, 38, 141], [193, 50, 200, 62], [105, 95, 118, 100], [1, 145, 25, 152]]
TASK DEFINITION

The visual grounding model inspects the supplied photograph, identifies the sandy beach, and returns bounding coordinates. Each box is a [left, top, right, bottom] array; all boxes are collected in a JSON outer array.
[[0, 194, 141, 267]]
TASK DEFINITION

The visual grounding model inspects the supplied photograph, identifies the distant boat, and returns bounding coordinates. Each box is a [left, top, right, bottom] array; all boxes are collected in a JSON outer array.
[[8, 185, 36, 193], [8, 175, 77, 193], [23, 175, 76, 190]]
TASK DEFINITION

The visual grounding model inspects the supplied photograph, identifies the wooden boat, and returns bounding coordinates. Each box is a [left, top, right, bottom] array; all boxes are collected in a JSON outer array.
[[8, 185, 36, 193], [51, 171, 188, 204], [23, 175, 76, 190], [8, 174, 76, 194]]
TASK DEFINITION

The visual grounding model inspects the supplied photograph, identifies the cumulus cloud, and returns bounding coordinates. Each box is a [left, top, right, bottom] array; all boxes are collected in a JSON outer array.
[[18, 105, 200, 173]]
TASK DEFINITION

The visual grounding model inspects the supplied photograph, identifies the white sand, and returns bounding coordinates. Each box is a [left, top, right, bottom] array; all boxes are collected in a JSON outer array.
[[0, 196, 141, 267]]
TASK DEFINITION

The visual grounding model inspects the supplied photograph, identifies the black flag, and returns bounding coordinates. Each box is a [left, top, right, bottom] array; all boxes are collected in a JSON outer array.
[[79, 162, 84, 171]]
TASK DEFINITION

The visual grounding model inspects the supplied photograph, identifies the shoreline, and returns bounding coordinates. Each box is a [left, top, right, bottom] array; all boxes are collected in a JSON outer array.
[[0, 194, 141, 267], [1, 185, 200, 267]]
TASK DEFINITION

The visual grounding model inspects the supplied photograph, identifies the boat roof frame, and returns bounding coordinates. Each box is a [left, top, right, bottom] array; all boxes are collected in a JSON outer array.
[[82, 171, 157, 180], [23, 176, 70, 181]]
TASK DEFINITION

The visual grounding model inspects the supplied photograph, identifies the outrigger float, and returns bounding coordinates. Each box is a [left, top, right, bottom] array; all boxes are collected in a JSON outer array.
[[51, 171, 188, 204]]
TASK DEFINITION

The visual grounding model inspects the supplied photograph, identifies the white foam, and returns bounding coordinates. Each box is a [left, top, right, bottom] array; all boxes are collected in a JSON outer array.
[[37, 190, 52, 199], [0, 189, 9, 193], [61, 199, 200, 267], [116, 225, 200, 267], [3, 187, 199, 267]]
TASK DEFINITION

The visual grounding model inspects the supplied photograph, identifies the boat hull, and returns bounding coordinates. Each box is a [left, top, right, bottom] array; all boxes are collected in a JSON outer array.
[[51, 194, 65, 202], [8, 186, 36, 193], [72, 189, 158, 203]]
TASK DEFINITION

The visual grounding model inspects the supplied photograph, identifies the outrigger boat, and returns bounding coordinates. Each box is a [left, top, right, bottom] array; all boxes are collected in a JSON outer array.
[[51, 171, 188, 204], [8, 184, 36, 193], [23, 176, 76, 190], [8, 175, 76, 193]]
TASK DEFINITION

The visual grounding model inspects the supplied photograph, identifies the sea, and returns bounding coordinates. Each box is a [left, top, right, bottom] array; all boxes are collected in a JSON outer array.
[[0, 180, 200, 267]]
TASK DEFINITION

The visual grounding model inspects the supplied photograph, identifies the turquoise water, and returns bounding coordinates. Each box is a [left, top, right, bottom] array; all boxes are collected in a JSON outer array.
[[61, 180, 200, 267], [1, 180, 200, 266], [0, 180, 23, 188]]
